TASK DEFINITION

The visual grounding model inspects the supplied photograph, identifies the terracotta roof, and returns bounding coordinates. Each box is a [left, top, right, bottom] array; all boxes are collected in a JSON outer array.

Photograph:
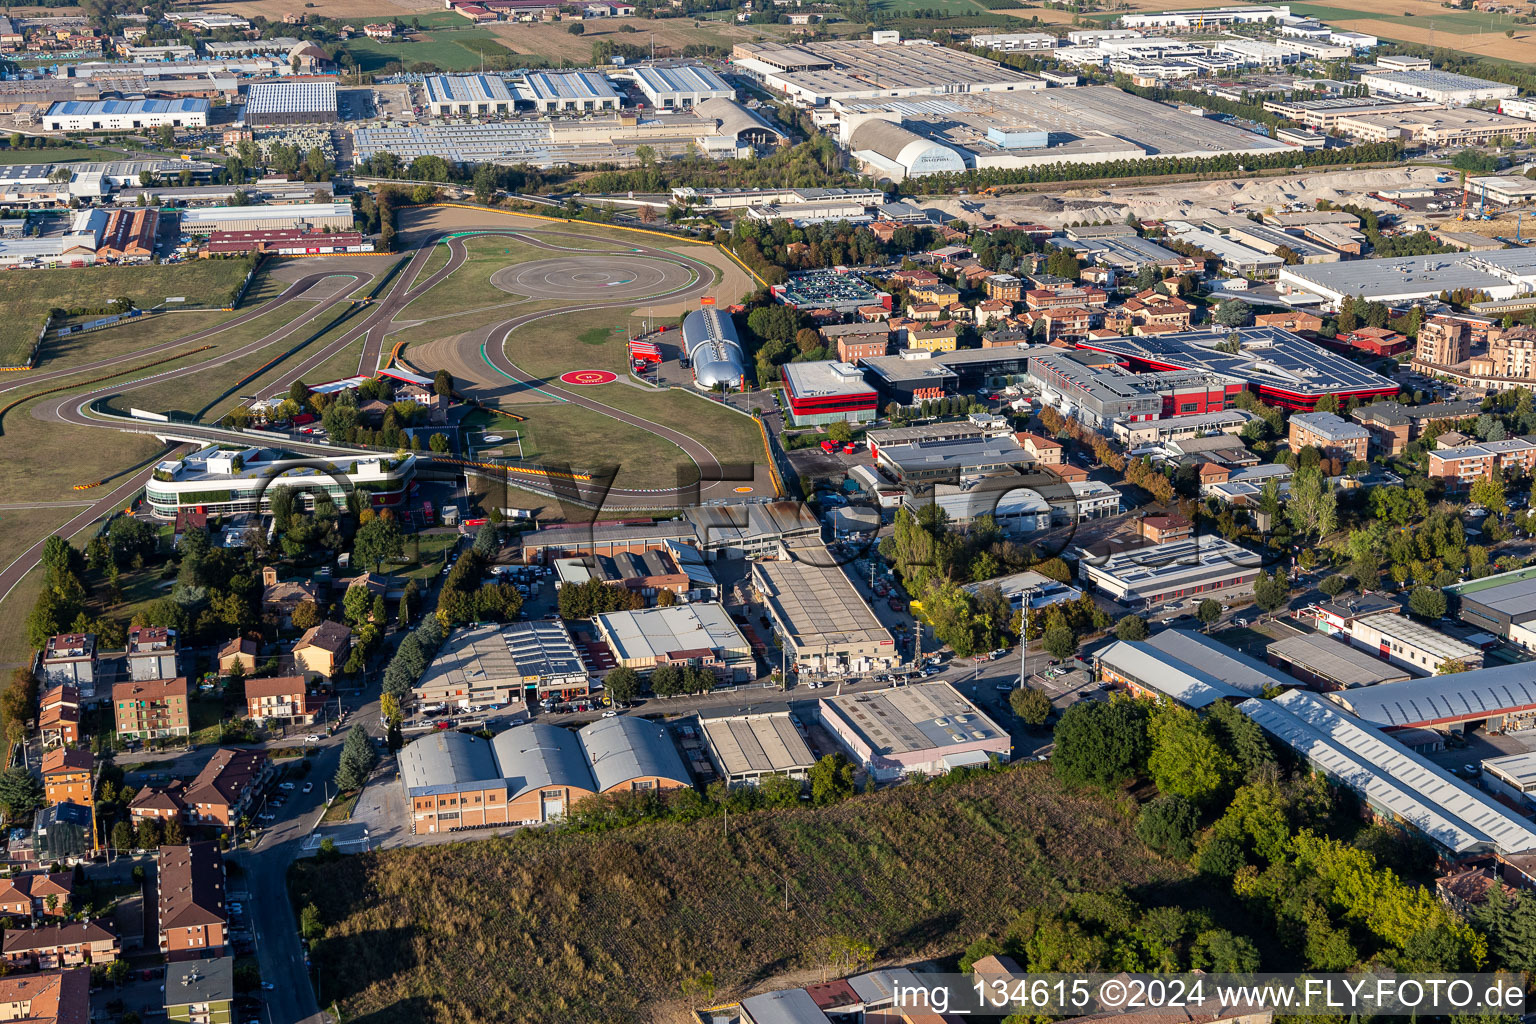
[[38, 705, 78, 731], [157, 843, 225, 931], [0, 872, 72, 907], [112, 678, 188, 703], [243, 675, 307, 700], [39, 685, 79, 710], [263, 579, 317, 605], [218, 637, 258, 660], [39, 748, 92, 777], [0, 966, 89, 1024]]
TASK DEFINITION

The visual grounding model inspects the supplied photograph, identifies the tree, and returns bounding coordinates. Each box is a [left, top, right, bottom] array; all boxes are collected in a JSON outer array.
[[111, 820, 133, 852], [1252, 571, 1291, 617], [1408, 585, 1447, 620], [135, 817, 163, 851], [343, 584, 373, 626], [1043, 624, 1077, 661], [163, 816, 185, 846], [808, 753, 856, 804], [1214, 299, 1251, 328], [1319, 574, 1348, 598], [1009, 685, 1052, 726], [0, 768, 42, 821], [428, 433, 450, 454], [1136, 792, 1198, 860], [354, 516, 404, 572], [1114, 614, 1149, 641], [1438, 658, 1471, 675], [1286, 467, 1337, 541], [1147, 704, 1237, 806], [433, 369, 454, 398], [568, 21, 585, 33], [290, 601, 321, 631], [473, 522, 499, 558], [1470, 474, 1508, 515], [1197, 599, 1222, 628], [300, 903, 324, 940], [1052, 697, 1150, 790], [335, 724, 378, 792], [604, 667, 640, 705]]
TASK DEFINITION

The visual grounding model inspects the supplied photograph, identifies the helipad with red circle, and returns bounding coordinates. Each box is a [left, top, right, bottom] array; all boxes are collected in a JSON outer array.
[[559, 370, 618, 386]]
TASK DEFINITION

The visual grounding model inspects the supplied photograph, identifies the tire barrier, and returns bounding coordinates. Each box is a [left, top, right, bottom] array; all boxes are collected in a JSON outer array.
[[0, 344, 216, 437]]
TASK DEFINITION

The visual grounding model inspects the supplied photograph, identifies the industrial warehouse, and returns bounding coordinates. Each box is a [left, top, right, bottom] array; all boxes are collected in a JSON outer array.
[[1242, 689, 1536, 859], [399, 718, 690, 833], [731, 35, 1043, 105], [698, 709, 818, 786], [1324, 666, 1536, 734], [818, 681, 1010, 781], [243, 80, 337, 125], [835, 86, 1294, 181], [354, 99, 781, 168], [42, 98, 209, 131], [751, 541, 897, 677], [1279, 249, 1536, 306]]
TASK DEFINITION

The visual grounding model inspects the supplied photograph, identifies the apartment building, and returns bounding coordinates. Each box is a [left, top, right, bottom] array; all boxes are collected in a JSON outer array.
[[157, 843, 227, 961], [292, 620, 351, 680], [1288, 411, 1369, 463], [38, 684, 80, 748], [127, 626, 178, 682], [1428, 437, 1536, 488], [113, 677, 190, 740], [41, 633, 96, 689], [985, 274, 1025, 302], [1471, 326, 1536, 380], [40, 748, 94, 852], [1416, 315, 1471, 367], [1, 922, 118, 970], [244, 676, 318, 724], [182, 749, 273, 829]]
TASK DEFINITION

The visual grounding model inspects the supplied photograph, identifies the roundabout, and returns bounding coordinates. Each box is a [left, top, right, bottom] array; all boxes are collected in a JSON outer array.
[[490, 255, 690, 301]]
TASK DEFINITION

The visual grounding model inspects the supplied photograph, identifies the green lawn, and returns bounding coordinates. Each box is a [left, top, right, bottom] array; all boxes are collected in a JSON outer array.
[[339, 29, 518, 73], [0, 146, 100, 165], [398, 532, 460, 581], [510, 400, 696, 490], [35, 310, 234, 375], [409, 244, 454, 291], [0, 260, 256, 367], [189, 696, 227, 746]]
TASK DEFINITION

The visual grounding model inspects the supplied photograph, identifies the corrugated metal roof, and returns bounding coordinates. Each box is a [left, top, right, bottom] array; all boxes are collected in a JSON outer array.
[[399, 731, 501, 796], [579, 715, 690, 792], [491, 723, 596, 799], [1326, 663, 1536, 727], [1242, 690, 1536, 856]]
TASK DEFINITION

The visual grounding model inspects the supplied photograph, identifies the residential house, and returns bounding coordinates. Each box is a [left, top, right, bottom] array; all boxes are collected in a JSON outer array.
[[217, 637, 258, 676], [1121, 290, 1193, 329], [244, 676, 317, 724], [292, 620, 351, 679], [260, 566, 317, 628], [41, 634, 95, 689], [182, 749, 273, 829], [113, 678, 190, 740], [128, 781, 186, 826], [127, 627, 178, 682], [157, 843, 227, 961], [1026, 306, 1092, 342], [37, 685, 80, 749], [1015, 432, 1063, 465], [908, 282, 960, 305], [1, 921, 117, 970], [0, 873, 71, 922], [1140, 512, 1194, 543], [1254, 310, 1324, 332], [905, 301, 943, 322], [974, 298, 1013, 329]]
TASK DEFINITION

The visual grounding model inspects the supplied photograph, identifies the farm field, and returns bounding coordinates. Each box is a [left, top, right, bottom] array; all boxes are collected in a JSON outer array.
[[199, 0, 441, 20], [0, 259, 256, 367], [484, 16, 764, 63], [290, 766, 1185, 1024], [340, 28, 518, 73]]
